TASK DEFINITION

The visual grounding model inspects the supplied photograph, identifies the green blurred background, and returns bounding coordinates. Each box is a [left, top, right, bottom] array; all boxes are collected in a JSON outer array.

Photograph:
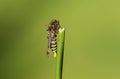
[[0, 0, 120, 79]]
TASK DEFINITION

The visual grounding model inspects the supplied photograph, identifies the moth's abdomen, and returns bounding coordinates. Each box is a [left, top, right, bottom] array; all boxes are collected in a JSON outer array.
[[50, 37, 57, 57], [51, 38, 57, 51]]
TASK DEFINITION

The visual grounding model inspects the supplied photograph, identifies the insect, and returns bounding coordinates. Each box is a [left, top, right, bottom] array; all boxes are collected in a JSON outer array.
[[46, 20, 61, 57]]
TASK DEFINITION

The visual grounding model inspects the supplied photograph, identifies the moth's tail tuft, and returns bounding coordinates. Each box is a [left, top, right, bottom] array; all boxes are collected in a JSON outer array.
[[53, 51, 57, 58]]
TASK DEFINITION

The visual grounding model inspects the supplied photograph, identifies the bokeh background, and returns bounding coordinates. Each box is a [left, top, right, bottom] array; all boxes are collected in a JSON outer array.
[[0, 0, 120, 79]]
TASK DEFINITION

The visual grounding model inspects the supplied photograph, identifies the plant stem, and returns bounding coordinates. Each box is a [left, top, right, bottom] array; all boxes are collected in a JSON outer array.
[[56, 28, 65, 79]]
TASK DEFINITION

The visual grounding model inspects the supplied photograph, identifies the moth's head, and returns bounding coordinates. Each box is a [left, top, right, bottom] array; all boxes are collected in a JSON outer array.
[[49, 19, 61, 29]]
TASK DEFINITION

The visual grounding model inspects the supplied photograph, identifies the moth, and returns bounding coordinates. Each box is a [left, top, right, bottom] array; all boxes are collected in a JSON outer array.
[[46, 20, 61, 57]]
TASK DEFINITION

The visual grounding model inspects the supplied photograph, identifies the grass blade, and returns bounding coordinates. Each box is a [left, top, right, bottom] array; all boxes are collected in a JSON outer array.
[[56, 28, 65, 79]]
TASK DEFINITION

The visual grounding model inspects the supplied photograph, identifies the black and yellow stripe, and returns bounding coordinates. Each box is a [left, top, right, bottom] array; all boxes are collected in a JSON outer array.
[[50, 37, 57, 57]]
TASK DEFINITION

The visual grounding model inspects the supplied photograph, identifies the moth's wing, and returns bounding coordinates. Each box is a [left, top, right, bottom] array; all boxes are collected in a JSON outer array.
[[47, 33, 51, 56]]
